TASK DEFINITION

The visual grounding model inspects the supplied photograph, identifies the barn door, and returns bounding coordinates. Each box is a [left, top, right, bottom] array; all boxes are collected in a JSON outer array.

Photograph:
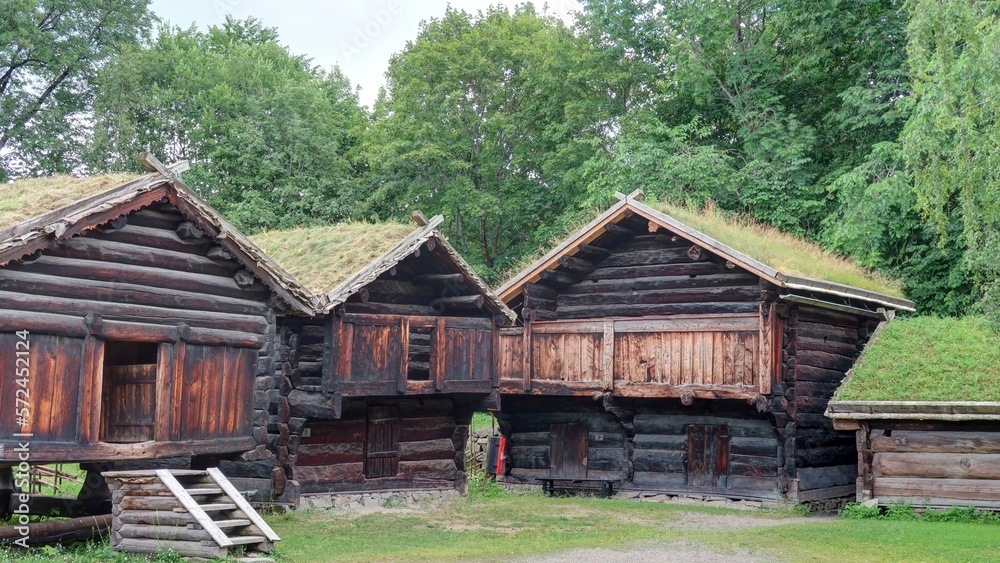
[[550, 423, 588, 479], [687, 424, 730, 488], [365, 406, 400, 478], [101, 341, 159, 443]]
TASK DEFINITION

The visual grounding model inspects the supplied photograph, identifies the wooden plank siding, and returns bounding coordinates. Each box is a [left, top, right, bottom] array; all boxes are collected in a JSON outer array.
[[497, 314, 769, 399], [331, 314, 494, 396], [0, 203, 269, 463]]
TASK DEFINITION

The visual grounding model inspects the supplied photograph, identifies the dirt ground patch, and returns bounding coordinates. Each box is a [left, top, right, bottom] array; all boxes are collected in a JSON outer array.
[[508, 539, 782, 563]]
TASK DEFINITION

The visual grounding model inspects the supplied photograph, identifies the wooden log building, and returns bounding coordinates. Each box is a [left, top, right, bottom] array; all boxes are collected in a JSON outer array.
[[826, 317, 1000, 510], [493, 190, 915, 504], [0, 155, 316, 515], [249, 215, 516, 496]]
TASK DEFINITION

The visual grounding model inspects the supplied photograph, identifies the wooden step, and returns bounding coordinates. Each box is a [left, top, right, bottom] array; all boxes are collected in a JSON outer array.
[[205, 518, 252, 529], [198, 503, 237, 512], [183, 487, 223, 495], [202, 535, 266, 546]]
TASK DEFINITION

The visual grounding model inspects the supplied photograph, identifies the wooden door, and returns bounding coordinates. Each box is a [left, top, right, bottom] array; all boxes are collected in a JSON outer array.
[[550, 423, 588, 479], [365, 406, 400, 478], [687, 424, 729, 488], [102, 364, 157, 443]]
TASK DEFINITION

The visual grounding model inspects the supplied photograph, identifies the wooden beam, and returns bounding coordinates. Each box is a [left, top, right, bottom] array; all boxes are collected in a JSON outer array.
[[603, 222, 636, 240], [538, 269, 579, 286], [576, 244, 611, 261], [433, 294, 484, 310], [433, 317, 446, 391], [414, 273, 465, 285], [602, 320, 614, 391], [557, 256, 595, 275]]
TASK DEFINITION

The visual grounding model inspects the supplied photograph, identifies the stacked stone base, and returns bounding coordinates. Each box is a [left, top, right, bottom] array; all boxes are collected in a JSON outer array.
[[299, 488, 461, 511]]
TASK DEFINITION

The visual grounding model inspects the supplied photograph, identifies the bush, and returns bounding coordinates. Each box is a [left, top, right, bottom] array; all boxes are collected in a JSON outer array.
[[467, 469, 505, 500], [840, 501, 1000, 524], [840, 502, 881, 520]]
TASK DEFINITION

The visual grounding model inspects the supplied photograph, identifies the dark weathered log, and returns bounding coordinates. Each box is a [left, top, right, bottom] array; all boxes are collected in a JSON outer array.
[[794, 365, 848, 384], [0, 289, 267, 333], [0, 268, 269, 316], [0, 514, 111, 545], [8, 254, 266, 301], [576, 244, 611, 261], [796, 464, 857, 490], [585, 261, 728, 280], [288, 389, 341, 419], [343, 302, 438, 316], [561, 273, 758, 295], [687, 245, 705, 261], [432, 294, 484, 310], [524, 282, 558, 300], [233, 269, 257, 288], [598, 248, 692, 268], [871, 431, 1000, 454], [414, 273, 466, 285], [556, 301, 760, 319], [1, 437, 255, 464], [795, 336, 859, 357], [726, 260, 736, 270], [206, 245, 233, 262], [873, 452, 1000, 480], [175, 221, 206, 242], [297, 442, 364, 466], [538, 269, 579, 286], [522, 293, 556, 311], [0, 308, 88, 337], [796, 446, 857, 468], [398, 438, 456, 462], [796, 305, 864, 328], [796, 350, 856, 372], [556, 286, 760, 307], [48, 237, 238, 276], [796, 321, 859, 343], [557, 256, 595, 275], [97, 216, 128, 232], [127, 208, 184, 230], [603, 222, 636, 240]]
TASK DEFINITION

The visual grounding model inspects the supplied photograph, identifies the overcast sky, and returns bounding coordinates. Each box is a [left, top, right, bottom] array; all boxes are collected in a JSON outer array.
[[148, 1, 582, 108]]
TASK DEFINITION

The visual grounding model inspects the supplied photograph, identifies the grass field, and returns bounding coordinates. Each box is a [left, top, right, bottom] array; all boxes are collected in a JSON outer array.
[[3, 493, 999, 562]]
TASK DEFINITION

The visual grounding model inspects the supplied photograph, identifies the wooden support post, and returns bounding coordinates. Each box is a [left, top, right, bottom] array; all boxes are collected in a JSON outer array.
[[322, 315, 341, 395], [522, 312, 533, 391], [857, 422, 873, 502], [603, 320, 614, 391], [338, 323, 354, 384], [491, 316, 500, 388], [433, 318, 446, 391], [397, 317, 409, 394]]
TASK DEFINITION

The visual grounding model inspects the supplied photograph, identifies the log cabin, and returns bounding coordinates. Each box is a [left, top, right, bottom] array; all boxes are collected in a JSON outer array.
[[0, 155, 316, 514], [494, 190, 916, 505], [826, 316, 1000, 510], [248, 215, 515, 497]]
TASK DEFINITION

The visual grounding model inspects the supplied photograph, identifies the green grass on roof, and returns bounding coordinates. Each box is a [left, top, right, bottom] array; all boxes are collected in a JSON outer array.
[[651, 201, 905, 298], [0, 174, 141, 231], [839, 316, 1000, 402], [250, 222, 419, 295]]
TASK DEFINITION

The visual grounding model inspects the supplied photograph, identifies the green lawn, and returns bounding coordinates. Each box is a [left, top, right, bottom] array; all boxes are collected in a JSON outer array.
[[4, 494, 999, 562]]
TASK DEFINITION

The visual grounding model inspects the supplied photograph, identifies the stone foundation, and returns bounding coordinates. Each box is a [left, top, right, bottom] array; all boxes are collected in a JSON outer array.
[[299, 488, 461, 511]]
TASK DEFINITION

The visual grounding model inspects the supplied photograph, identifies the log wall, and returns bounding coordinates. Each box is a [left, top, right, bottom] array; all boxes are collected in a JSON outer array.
[[293, 397, 467, 493], [863, 423, 1000, 509], [779, 303, 873, 502], [0, 203, 277, 464], [499, 397, 782, 500]]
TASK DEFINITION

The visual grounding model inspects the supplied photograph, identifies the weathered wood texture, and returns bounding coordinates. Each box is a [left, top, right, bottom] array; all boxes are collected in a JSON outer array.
[[497, 315, 766, 398], [500, 397, 782, 500], [329, 314, 493, 396], [864, 425, 1000, 508], [0, 203, 271, 463], [294, 398, 463, 493]]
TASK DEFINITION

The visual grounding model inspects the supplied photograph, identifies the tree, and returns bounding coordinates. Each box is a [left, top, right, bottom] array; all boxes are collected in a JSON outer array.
[[356, 6, 609, 278], [901, 0, 1000, 327], [0, 0, 152, 179], [88, 17, 365, 232]]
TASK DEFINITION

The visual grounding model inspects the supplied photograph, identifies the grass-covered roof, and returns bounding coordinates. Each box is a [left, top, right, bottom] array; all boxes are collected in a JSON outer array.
[[838, 316, 1000, 402], [0, 173, 141, 231], [650, 201, 904, 298], [249, 222, 420, 295]]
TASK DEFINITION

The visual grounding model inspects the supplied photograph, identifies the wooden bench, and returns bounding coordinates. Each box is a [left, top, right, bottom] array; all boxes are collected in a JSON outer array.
[[537, 478, 620, 498]]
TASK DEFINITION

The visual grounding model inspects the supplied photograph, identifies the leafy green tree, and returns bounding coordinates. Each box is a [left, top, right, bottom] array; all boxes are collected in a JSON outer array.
[[0, 0, 152, 179], [89, 17, 365, 232], [357, 6, 609, 278], [901, 0, 1000, 327]]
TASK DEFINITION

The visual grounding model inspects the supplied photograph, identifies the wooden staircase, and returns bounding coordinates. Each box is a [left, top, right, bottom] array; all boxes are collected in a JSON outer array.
[[105, 468, 280, 560]]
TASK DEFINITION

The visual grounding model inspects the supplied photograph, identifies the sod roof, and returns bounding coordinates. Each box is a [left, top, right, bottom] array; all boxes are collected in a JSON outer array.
[[837, 316, 1000, 402], [0, 173, 142, 232], [650, 202, 904, 298], [249, 223, 424, 295]]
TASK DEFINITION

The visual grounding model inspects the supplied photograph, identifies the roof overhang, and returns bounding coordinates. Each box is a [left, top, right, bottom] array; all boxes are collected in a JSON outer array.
[[826, 400, 1000, 422]]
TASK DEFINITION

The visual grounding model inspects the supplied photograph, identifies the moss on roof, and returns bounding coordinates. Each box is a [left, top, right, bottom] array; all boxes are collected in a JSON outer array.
[[250, 222, 420, 295], [651, 201, 905, 298], [0, 174, 142, 231], [838, 316, 1000, 402]]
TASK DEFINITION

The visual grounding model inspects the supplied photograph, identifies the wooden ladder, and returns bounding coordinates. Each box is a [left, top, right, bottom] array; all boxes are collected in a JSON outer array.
[[156, 468, 280, 559]]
